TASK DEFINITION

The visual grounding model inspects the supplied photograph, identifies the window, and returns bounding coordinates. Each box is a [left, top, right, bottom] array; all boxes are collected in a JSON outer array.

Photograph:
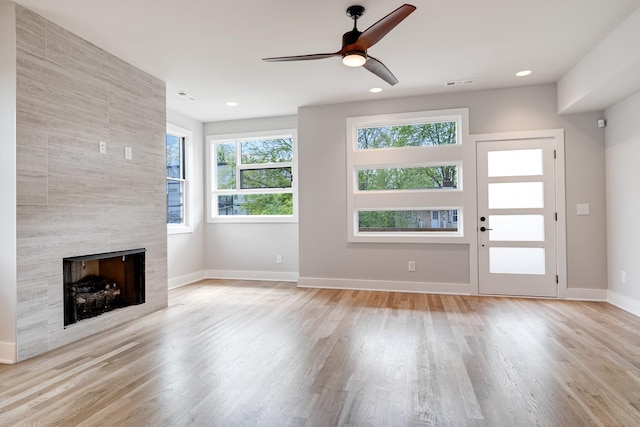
[[358, 166, 458, 191], [167, 123, 193, 233], [346, 109, 469, 243], [358, 209, 459, 232], [208, 129, 297, 222], [166, 134, 185, 223]]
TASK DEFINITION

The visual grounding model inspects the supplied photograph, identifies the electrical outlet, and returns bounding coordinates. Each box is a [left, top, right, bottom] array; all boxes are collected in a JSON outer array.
[[622, 271, 627, 284], [125, 146, 132, 160], [276, 255, 283, 264], [99, 141, 107, 154], [408, 261, 416, 272]]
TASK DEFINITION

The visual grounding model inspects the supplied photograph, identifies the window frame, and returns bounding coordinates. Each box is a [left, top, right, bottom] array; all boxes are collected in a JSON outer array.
[[207, 129, 298, 223], [346, 108, 471, 244], [167, 123, 193, 234]]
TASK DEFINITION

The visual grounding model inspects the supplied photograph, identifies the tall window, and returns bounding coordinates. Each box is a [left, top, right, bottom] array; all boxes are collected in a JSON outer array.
[[209, 129, 297, 222], [166, 133, 185, 224], [346, 109, 468, 243], [166, 123, 193, 233]]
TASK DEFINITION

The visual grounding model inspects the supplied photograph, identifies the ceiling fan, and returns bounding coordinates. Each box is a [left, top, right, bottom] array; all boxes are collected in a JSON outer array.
[[262, 4, 417, 86]]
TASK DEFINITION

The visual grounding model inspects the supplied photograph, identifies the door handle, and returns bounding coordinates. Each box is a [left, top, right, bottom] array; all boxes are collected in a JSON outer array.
[[480, 226, 492, 232]]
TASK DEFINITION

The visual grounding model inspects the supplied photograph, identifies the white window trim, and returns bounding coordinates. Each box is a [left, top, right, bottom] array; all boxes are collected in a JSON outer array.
[[167, 122, 193, 234], [346, 108, 471, 244], [207, 129, 298, 223]]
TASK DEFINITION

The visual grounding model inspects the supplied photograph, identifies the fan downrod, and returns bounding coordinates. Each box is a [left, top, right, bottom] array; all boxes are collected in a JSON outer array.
[[346, 5, 365, 20]]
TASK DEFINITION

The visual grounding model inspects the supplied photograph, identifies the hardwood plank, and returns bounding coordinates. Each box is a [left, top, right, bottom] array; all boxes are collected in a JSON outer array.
[[1, 279, 640, 426]]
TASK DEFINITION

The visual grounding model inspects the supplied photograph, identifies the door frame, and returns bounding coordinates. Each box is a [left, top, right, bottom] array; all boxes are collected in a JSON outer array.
[[468, 129, 567, 298]]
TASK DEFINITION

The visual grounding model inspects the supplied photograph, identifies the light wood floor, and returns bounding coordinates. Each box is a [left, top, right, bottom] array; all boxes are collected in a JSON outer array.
[[2, 280, 640, 426]]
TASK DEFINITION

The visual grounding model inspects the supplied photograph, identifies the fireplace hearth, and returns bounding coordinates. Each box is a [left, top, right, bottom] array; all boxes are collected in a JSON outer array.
[[64, 249, 145, 326]]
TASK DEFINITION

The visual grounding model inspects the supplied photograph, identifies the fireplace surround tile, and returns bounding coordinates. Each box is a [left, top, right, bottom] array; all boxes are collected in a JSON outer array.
[[16, 126, 48, 205], [46, 20, 111, 82], [13, 4, 168, 361], [15, 6, 45, 58]]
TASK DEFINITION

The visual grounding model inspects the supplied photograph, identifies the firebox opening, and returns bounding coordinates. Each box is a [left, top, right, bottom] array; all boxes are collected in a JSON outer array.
[[63, 249, 146, 327]]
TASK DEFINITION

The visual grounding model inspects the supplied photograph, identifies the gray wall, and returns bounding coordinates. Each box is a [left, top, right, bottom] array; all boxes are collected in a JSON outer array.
[[605, 91, 640, 312], [298, 84, 607, 292], [13, 5, 167, 361], [203, 116, 299, 279]]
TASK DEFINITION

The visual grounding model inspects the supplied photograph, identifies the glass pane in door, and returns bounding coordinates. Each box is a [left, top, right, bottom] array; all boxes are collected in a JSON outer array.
[[489, 215, 545, 241], [488, 149, 543, 177], [489, 247, 546, 275], [488, 182, 544, 209]]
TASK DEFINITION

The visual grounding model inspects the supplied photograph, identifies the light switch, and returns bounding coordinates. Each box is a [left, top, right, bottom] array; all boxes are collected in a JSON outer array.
[[577, 203, 590, 216]]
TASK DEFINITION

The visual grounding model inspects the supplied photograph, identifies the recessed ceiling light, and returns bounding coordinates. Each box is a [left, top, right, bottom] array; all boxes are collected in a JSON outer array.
[[370, 87, 383, 93], [516, 70, 532, 77], [225, 101, 239, 107]]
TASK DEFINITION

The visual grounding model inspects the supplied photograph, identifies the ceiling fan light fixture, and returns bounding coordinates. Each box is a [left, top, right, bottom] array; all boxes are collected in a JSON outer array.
[[263, 4, 416, 85], [342, 52, 367, 67]]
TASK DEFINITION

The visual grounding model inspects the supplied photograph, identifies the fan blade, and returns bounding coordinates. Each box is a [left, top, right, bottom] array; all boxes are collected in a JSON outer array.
[[363, 56, 398, 86], [353, 4, 416, 51], [263, 52, 340, 62]]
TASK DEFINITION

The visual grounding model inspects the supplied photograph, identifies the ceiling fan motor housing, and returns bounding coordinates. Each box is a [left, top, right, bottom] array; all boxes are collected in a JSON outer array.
[[342, 30, 366, 64], [344, 4, 365, 53], [342, 30, 362, 49]]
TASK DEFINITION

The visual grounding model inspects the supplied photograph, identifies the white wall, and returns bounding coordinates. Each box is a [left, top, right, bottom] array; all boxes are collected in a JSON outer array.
[[558, 7, 640, 114], [0, 3, 17, 363], [605, 91, 640, 315], [166, 109, 206, 288], [203, 115, 299, 281], [298, 84, 607, 294]]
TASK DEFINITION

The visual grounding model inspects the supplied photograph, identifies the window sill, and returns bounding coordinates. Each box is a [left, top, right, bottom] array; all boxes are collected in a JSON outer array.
[[168, 224, 193, 235], [208, 215, 298, 224], [348, 233, 469, 244]]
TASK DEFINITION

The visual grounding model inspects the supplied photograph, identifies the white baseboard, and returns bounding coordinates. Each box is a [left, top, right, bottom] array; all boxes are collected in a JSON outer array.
[[607, 290, 640, 318], [297, 277, 472, 295], [562, 287, 608, 301], [169, 270, 299, 287], [205, 270, 298, 282], [0, 341, 16, 364], [168, 271, 208, 290]]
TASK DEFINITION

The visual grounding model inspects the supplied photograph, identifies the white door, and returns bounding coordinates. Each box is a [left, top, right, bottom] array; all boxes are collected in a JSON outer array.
[[477, 135, 560, 297]]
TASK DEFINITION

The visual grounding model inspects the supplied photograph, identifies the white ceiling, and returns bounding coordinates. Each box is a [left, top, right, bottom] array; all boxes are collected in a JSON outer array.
[[11, 0, 640, 123]]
